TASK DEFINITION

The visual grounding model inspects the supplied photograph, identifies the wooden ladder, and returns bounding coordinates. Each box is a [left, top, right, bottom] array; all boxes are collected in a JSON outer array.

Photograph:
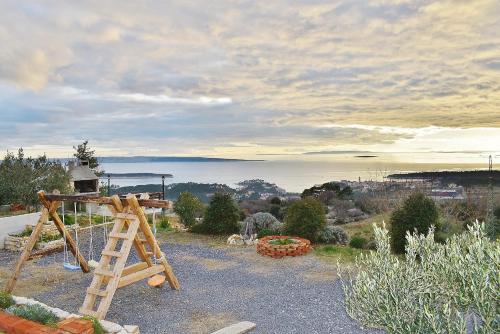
[[79, 195, 180, 320]]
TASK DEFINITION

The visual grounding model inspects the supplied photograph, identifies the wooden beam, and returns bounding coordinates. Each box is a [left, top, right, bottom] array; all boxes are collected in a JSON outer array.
[[4, 208, 49, 293], [118, 265, 165, 288], [42, 192, 172, 208], [127, 195, 180, 290], [38, 191, 89, 273]]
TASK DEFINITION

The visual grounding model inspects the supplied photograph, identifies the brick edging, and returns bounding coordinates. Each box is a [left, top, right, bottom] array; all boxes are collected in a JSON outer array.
[[257, 236, 311, 258], [0, 311, 93, 334]]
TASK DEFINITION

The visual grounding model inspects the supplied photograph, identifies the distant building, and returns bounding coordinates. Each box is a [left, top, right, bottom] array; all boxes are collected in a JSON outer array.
[[68, 160, 99, 194], [429, 188, 464, 201]]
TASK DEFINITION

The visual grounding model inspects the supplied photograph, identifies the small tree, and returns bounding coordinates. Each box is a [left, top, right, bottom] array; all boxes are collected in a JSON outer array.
[[390, 192, 439, 253], [174, 192, 204, 228], [198, 193, 240, 234], [284, 197, 326, 241], [73, 140, 100, 171]]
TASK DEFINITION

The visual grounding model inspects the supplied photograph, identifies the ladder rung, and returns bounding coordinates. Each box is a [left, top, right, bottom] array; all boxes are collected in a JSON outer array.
[[86, 288, 108, 297], [138, 238, 147, 243], [109, 232, 129, 239], [145, 251, 153, 256], [101, 250, 122, 257], [94, 268, 114, 278], [79, 308, 99, 317], [115, 213, 138, 220]]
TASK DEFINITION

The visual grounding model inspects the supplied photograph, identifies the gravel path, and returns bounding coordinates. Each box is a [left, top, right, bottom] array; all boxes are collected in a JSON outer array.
[[1, 232, 383, 334]]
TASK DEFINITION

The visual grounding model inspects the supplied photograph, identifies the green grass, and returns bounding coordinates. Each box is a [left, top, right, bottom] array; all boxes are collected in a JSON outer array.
[[314, 245, 368, 262], [343, 212, 391, 241]]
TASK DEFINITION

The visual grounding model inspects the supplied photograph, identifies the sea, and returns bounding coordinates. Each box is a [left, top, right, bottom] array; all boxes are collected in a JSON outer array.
[[99, 153, 493, 193]]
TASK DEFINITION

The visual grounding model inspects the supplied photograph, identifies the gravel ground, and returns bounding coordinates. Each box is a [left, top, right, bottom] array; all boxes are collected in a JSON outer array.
[[0, 232, 383, 334]]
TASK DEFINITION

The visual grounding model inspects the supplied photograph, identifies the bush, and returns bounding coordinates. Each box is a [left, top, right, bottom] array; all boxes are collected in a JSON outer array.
[[0, 291, 14, 309], [270, 197, 282, 205], [340, 222, 499, 333], [241, 212, 282, 238], [390, 192, 439, 253], [8, 304, 59, 326], [197, 193, 240, 235], [349, 236, 367, 249], [284, 197, 326, 241], [82, 316, 105, 334], [317, 226, 348, 245], [62, 214, 75, 225], [174, 192, 204, 228]]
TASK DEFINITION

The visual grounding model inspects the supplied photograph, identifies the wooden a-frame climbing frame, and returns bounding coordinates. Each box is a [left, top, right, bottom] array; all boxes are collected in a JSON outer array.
[[4, 191, 180, 320], [79, 193, 179, 319]]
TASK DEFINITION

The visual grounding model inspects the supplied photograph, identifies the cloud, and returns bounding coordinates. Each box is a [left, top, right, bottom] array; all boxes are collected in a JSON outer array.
[[0, 0, 499, 157]]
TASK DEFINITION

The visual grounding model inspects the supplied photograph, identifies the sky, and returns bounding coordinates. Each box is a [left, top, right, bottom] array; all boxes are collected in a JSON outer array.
[[0, 0, 499, 161]]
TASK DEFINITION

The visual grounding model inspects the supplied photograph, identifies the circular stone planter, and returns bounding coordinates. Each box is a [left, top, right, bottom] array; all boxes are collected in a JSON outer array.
[[257, 235, 311, 258]]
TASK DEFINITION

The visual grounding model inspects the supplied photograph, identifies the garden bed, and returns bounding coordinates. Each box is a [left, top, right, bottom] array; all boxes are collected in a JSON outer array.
[[257, 236, 311, 258], [0, 294, 139, 334]]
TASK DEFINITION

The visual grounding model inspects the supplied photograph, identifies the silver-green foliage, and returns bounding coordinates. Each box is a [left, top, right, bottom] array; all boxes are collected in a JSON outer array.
[[241, 212, 283, 237], [318, 226, 349, 245], [340, 221, 499, 334]]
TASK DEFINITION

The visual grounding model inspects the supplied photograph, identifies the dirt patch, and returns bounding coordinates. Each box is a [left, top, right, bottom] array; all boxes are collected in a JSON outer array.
[[0, 261, 81, 297], [176, 254, 238, 271], [184, 311, 238, 334], [158, 231, 227, 248], [301, 268, 338, 282]]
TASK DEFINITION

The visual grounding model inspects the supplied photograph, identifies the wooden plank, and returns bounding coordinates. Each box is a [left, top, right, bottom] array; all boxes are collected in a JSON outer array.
[[38, 191, 89, 273], [94, 268, 114, 278], [122, 262, 149, 276], [101, 250, 122, 258], [127, 195, 180, 290], [118, 265, 165, 288], [86, 288, 108, 297], [108, 232, 129, 239], [42, 193, 172, 208], [4, 208, 49, 293]]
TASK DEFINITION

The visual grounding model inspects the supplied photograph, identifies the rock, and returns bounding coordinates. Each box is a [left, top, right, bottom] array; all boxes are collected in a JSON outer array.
[[47, 306, 70, 319], [100, 319, 124, 333], [124, 325, 140, 333]]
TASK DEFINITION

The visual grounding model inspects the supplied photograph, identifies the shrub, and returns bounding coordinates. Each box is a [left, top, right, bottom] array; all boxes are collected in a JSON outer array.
[[241, 212, 282, 238], [390, 192, 439, 253], [317, 226, 348, 245], [349, 236, 367, 249], [198, 193, 240, 235], [340, 222, 499, 333], [8, 304, 59, 326], [0, 291, 14, 309], [62, 214, 75, 225], [270, 197, 282, 205], [174, 192, 204, 228], [284, 197, 326, 241], [82, 316, 105, 334]]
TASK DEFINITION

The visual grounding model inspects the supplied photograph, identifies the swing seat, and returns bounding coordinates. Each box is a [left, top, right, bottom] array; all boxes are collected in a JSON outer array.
[[63, 262, 81, 271], [147, 274, 166, 287]]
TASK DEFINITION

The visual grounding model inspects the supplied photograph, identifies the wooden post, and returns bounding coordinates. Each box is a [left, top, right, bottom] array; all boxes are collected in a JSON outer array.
[[38, 191, 90, 273], [126, 195, 180, 290], [4, 208, 49, 293]]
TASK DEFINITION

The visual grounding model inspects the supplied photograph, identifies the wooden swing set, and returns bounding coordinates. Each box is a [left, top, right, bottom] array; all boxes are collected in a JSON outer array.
[[4, 190, 180, 320]]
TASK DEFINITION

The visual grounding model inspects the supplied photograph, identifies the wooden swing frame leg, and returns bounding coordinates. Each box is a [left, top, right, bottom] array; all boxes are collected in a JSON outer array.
[[4, 191, 89, 294]]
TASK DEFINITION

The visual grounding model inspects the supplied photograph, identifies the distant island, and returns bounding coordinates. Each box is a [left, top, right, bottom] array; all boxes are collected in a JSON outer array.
[[97, 156, 263, 163], [110, 179, 290, 203], [387, 170, 500, 186], [354, 155, 378, 158]]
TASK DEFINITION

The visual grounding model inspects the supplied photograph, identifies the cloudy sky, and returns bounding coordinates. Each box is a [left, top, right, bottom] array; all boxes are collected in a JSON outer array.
[[0, 0, 499, 159]]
